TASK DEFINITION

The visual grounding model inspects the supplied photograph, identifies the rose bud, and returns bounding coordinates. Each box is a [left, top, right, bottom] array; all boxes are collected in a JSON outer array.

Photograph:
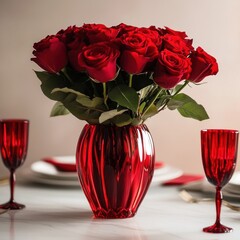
[[189, 47, 218, 83]]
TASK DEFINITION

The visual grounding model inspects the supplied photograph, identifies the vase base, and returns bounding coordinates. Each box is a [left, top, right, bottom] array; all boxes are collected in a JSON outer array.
[[93, 208, 136, 219]]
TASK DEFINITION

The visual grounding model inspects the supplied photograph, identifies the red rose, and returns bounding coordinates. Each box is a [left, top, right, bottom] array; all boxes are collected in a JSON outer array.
[[83, 23, 119, 43], [189, 47, 218, 83], [153, 49, 192, 89], [120, 33, 158, 74], [113, 23, 138, 37], [78, 42, 120, 82], [57, 25, 84, 46], [31, 35, 67, 73], [82, 23, 106, 30], [135, 27, 162, 48], [163, 34, 193, 56], [57, 26, 86, 71], [163, 26, 188, 39]]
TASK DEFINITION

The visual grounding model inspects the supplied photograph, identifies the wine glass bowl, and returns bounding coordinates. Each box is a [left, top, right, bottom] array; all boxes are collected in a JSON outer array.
[[0, 119, 29, 210], [201, 129, 239, 233]]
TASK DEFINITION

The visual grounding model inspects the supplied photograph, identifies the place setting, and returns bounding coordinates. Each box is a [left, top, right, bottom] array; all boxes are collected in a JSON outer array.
[[26, 156, 183, 188], [28, 156, 79, 187], [179, 129, 239, 233], [180, 172, 240, 203]]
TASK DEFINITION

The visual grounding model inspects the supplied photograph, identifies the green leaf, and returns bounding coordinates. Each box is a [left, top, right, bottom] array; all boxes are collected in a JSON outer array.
[[141, 104, 158, 120], [131, 118, 143, 126], [99, 109, 127, 124], [76, 96, 104, 109], [177, 102, 209, 121], [50, 102, 69, 117], [169, 93, 192, 103], [34, 71, 69, 101], [50, 87, 105, 123], [34, 71, 58, 83], [132, 73, 153, 91], [108, 84, 139, 112], [171, 93, 209, 121], [63, 101, 102, 124], [112, 113, 132, 127], [167, 99, 185, 110], [51, 87, 87, 97]]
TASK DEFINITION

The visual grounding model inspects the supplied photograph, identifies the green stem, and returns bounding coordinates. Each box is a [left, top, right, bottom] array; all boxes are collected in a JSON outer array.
[[102, 82, 108, 109], [173, 80, 189, 96], [61, 68, 72, 83], [158, 80, 190, 113], [129, 74, 133, 88], [141, 88, 163, 119]]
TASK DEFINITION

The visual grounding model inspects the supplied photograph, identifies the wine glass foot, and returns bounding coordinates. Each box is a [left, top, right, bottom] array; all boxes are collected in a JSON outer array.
[[203, 223, 233, 233], [0, 201, 25, 210]]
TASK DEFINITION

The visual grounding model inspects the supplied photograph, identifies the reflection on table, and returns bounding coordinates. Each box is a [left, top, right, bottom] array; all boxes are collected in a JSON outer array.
[[1, 179, 240, 240]]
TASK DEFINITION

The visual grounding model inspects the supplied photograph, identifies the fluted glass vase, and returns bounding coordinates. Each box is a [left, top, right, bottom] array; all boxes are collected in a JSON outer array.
[[76, 124, 155, 219]]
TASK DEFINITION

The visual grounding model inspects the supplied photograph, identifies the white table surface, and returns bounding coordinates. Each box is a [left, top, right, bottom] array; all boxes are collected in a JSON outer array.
[[1, 180, 240, 240]]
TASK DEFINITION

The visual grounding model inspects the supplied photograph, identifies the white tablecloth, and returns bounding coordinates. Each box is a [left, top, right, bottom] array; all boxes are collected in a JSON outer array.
[[1, 181, 240, 240]]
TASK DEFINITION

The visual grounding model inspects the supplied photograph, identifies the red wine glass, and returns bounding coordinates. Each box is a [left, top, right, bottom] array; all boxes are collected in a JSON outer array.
[[0, 119, 29, 210], [201, 129, 239, 233]]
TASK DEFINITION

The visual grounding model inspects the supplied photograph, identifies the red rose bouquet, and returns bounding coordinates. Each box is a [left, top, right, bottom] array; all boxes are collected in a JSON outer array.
[[31, 23, 218, 126]]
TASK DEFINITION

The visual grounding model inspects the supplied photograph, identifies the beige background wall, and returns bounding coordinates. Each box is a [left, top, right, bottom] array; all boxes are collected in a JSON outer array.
[[1, 0, 240, 177]]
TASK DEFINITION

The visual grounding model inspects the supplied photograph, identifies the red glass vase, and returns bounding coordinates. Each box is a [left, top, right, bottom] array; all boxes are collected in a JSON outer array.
[[76, 124, 155, 219]]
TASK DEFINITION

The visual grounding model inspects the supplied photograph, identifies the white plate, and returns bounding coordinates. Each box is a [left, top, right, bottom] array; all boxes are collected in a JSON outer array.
[[26, 171, 80, 187], [43, 156, 76, 164], [31, 160, 168, 179], [229, 171, 240, 186], [224, 171, 240, 194], [151, 166, 182, 186], [29, 160, 182, 187], [31, 161, 78, 180]]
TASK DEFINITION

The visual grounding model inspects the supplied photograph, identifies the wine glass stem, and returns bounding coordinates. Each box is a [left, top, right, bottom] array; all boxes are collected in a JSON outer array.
[[10, 170, 16, 203], [215, 186, 222, 225]]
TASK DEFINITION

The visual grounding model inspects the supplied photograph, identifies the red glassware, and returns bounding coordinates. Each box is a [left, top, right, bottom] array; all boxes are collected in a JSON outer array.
[[0, 119, 29, 210], [76, 124, 155, 218], [201, 129, 239, 233]]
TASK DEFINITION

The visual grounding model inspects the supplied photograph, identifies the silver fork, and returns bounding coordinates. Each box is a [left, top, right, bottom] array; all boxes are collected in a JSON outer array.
[[179, 190, 240, 212]]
